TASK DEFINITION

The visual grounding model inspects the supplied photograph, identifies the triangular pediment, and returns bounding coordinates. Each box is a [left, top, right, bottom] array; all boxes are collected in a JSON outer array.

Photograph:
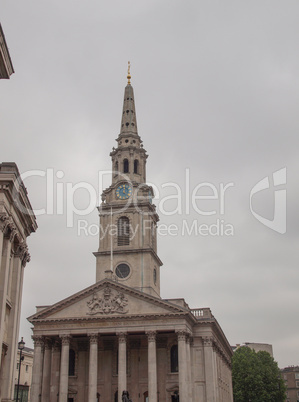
[[28, 279, 189, 323]]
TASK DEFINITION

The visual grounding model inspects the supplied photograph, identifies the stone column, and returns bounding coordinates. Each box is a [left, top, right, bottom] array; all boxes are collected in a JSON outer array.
[[59, 334, 71, 402], [146, 331, 157, 402], [0, 233, 13, 370], [31, 336, 44, 402], [117, 332, 127, 402], [203, 336, 217, 401], [88, 333, 98, 402], [0, 216, 5, 261], [50, 340, 61, 402], [42, 339, 52, 402], [186, 336, 193, 401], [1, 247, 23, 400], [177, 330, 188, 401]]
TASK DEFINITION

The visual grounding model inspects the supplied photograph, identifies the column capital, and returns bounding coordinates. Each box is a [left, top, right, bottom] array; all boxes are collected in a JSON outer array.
[[0, 212, 9, 233], [1, 215, 18, 242], [14, 241, 31, 266], [52, 340, 61, 352], [202, 336, 214, 347], [176, 330, 188, 341], [32, 335, 44, 347], [117, 332, 127, 343], [44, 338, 52, 350], [60, 334, 71, 345], [88, 333, 99, 344], [186, 335, 193, 345], [146, 331, 157, 342]]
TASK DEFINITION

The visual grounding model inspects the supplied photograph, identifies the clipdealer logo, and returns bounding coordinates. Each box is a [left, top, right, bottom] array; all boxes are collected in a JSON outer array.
[[12, 167, 287, 236], [250, 168, 287, 234]]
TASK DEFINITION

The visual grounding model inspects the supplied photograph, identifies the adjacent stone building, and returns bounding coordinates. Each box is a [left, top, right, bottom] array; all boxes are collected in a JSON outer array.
[[0, 24, 14, 79], [28, 70, 233, 402], [281, 366, 299, 402], [14, 346, 34, 402], [232, 342, 273, 357], [0, 162, 37, 401]]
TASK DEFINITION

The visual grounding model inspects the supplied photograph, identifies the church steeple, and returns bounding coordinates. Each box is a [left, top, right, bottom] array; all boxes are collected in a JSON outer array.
[[119, 62, 138, 135], [110, 63, 147, 185], [95, 68, 162, 298]]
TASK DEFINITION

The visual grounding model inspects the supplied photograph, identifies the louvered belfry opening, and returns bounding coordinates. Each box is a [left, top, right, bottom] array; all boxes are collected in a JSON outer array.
[[118, 216, 130, 246], [123, 159, 129, 173], [134, 159, 138, 174]]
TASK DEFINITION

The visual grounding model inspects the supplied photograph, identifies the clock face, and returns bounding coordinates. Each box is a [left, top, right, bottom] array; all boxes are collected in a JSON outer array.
[[116, 183, 132, 200]]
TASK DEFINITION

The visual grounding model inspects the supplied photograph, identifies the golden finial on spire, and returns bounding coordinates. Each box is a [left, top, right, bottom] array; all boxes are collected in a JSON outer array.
[[127, 61, 131, 84]]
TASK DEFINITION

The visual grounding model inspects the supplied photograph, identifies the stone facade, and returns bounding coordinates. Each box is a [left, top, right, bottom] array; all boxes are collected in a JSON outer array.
[[28, 72, 233, 402], [0, 162, 37, 402], [0, 24, 14, 79], [232, 342, 273, 357], [15, 347, 34, 401], [281, 366, 299, 402]]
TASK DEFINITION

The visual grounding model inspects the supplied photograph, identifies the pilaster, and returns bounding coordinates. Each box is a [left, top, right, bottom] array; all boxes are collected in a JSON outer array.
[[0, 248, 24, 400], [202, 336, 217, 402], [186, 335, 193, 401]]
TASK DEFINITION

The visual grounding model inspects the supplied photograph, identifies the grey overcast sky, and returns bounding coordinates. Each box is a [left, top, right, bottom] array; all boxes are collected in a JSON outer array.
[[1, 0, 298, 368]]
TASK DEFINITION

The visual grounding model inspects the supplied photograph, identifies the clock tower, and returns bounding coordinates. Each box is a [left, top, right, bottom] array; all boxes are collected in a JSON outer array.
[[94, 64, 162, 298]]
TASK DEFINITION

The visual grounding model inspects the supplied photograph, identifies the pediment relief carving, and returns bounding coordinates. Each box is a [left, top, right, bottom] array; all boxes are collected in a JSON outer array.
[[87, 285, 128, 315]]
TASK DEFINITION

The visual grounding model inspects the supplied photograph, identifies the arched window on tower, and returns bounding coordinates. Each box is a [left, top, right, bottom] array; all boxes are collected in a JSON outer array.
[[170, 345, 178, 373], [134, 159, 139, 174], [68, 349, 75, 376], [123, 159, 129, 173], [118, 217, 130, 246], [115, 161, 119, 175]]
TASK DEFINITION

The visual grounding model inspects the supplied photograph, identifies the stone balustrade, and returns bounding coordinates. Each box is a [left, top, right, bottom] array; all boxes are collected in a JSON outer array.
[[190, 308, 212, 319]]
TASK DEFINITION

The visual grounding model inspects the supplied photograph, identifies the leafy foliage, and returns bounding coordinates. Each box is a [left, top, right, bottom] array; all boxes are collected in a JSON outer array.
[[232, 346, 286, 402]]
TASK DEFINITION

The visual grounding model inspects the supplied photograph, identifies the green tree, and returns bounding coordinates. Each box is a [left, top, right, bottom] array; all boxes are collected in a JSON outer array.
[[232, 346, 286, 402]]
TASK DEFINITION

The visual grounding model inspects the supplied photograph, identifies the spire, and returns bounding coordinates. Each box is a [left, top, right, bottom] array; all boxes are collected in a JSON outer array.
[[127, 61, 131, 85], [120, 62, 138, 135]]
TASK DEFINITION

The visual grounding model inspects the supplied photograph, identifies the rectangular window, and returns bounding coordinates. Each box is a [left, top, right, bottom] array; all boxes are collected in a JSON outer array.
[[296, 380, 299, 387], [295, 373, 299, 379], [16, 363, 19, 370], [26, 365, 28, 372]]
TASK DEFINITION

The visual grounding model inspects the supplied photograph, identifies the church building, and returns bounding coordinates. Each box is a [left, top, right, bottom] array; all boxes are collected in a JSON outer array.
[[28, 67, 233, 402]]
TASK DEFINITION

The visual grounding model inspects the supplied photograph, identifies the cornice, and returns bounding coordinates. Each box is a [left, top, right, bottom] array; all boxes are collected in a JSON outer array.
[[93, 247, 163, 266], [0, 164, 37, 236], [29, 311, 190, 324]]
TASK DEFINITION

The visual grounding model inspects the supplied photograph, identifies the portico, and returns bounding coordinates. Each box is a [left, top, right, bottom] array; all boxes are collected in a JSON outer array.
[[28, 279, 233, 402], [32, 330, 188, 402]]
